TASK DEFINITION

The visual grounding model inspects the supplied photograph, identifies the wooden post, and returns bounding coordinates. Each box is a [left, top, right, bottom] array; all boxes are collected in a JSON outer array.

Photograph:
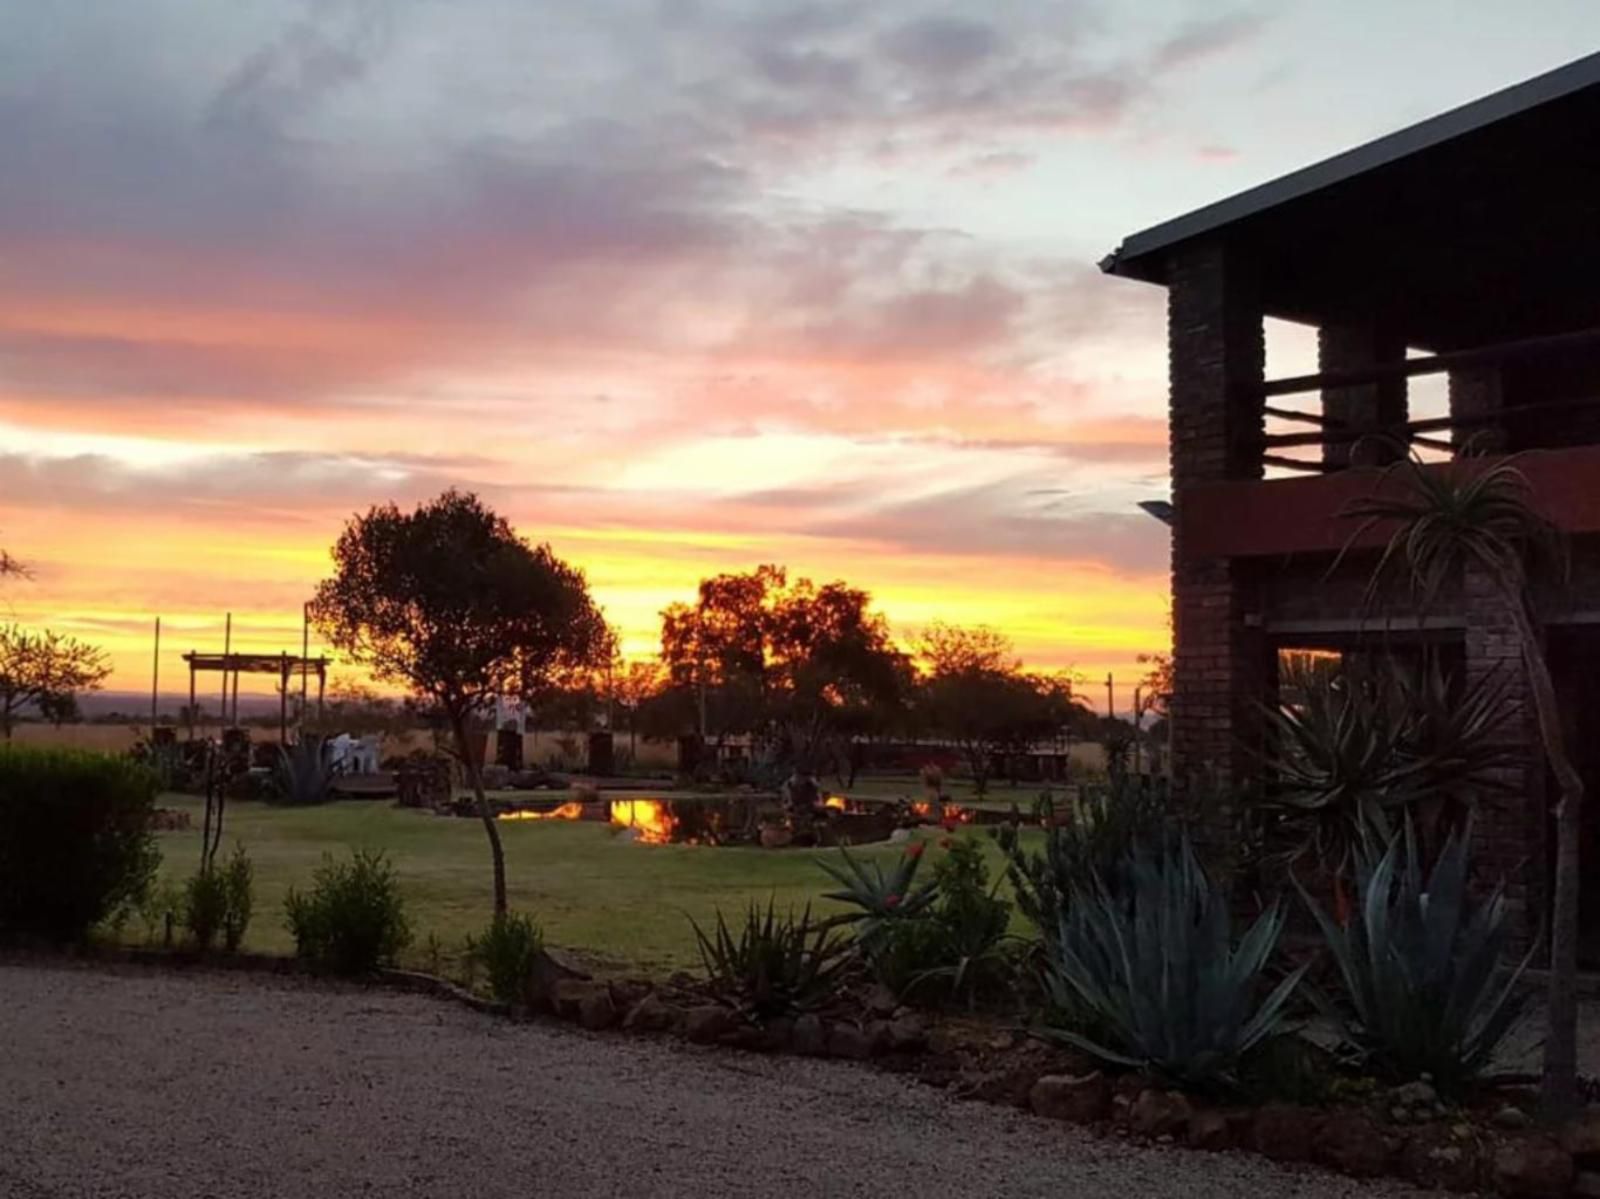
[[187, 654, 196, 741], [221, 613, 232, 731], [300, 603, 310, 732], [150, 616, 161, 736], [1105, 673, 1114, 720], [316, 664, 325, 726]]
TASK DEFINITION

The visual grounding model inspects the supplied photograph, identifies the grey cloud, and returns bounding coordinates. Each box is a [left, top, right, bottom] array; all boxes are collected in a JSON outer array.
[[0, 0, 1227, 427], [1152, 11, 1269, 71], [878, 16, 1004, 75]]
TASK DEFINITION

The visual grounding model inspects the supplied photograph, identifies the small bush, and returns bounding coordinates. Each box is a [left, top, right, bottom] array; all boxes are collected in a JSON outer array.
[[284, 848, 411, 974], [182, 845, 253, 952], [183, 868, 229, 950], [1043, 838, 1304, 1093], [692, 898, 849, 1021], [869, 836, 1014, 1007], [136, 877, 185, 946], [470, 911, 544, 1004], [1299, 821, 1529, 1097], [220, 843, 253, 951], [0, 745, 160, 943]]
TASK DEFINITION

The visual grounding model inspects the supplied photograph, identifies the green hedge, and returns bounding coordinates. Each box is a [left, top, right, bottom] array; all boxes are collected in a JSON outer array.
[[0, 745, 160, 943]]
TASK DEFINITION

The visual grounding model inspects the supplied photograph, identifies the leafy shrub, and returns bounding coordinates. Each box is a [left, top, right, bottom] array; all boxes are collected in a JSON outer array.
[[183, 868, 228, 950], [995, 776, 1166, 946], [1043, 839, 1304, 1092], [183, 844, 253, 951], [819, 842, 938, 954], [136, 877, 185, 946], [220, 843, 253, 951], [1299, 821, 1529, 1097], [0, 745, 160, 943], [272, 735, 340, 806], [469, 911, 544, 1004], [284, 848, 411, 974], [871, 836, 1014, 1006], [692, 898, 849, 1020]]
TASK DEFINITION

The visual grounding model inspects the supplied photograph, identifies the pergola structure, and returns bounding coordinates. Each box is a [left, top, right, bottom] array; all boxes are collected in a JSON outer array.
[[182, 650, 329, 743]]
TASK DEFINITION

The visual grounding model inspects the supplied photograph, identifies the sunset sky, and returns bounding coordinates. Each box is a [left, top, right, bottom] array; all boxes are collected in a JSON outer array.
[[3, 2, 1598, 698]]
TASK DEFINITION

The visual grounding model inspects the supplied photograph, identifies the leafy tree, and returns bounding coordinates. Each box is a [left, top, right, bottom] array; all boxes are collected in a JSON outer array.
[[916, 623, 1083, 795], [37, 690, 82, 728], [659, 565, 908, 774], [1342, 448, 1581, 1114], [309, 490, 609, 915], [0, 624, 111, 738], [612, 659, 665, 757]]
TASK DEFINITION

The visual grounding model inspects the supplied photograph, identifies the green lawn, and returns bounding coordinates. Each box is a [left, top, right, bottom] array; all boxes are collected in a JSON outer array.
[[147, 795, 1037, 977]]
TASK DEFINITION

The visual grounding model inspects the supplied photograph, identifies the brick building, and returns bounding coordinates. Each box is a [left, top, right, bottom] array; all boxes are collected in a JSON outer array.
[[1103, 53, 1600, 956]]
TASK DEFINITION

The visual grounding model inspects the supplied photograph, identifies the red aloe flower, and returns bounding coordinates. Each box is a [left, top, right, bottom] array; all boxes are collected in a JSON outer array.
[[884, 893, 901, 910], [904, 841, 926, 860]]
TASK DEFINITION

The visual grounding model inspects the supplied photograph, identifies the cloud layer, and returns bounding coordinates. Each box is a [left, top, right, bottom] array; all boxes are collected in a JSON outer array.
[[0, 0, 1272, 686]]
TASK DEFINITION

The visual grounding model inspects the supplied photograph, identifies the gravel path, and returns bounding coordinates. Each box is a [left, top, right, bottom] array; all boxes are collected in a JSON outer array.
[[1, 964, 1425, 1199]]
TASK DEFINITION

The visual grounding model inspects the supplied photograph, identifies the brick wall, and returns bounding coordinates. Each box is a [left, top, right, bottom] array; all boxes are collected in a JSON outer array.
[[1167, 239, 1267, 858]]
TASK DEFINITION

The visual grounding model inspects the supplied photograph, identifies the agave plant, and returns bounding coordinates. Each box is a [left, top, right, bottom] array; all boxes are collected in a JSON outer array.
[[272, 735, 340, 806], [1297, 820, 1530, 1098], [1043, 838, 1305, 1091], [818, 842, 938, 952], [691, 899, 851, 1021]]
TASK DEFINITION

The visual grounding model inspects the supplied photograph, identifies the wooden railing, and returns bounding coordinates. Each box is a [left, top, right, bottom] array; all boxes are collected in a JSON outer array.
[[1244, 325, 1600, 473]]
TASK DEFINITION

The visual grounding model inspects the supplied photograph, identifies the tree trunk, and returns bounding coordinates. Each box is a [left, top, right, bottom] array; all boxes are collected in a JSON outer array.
[[1505, 596, 1586, 1117], [452, 707, 507, 916]]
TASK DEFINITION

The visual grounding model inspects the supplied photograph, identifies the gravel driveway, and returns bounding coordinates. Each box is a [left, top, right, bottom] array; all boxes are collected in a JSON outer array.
[[1, 963, 1425, 1199]]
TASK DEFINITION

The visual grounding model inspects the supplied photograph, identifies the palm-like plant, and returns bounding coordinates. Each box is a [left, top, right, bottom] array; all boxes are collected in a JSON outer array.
[[1340, 445, 1582, 1112], [1263, 654, 1515, 892]]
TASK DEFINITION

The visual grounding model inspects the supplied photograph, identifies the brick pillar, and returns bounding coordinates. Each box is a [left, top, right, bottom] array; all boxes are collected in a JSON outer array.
[[1449, 366, 1507, 453], [1319, 322, 1407, 468], [1167, 240, 1267, 858], [1463, 566, 1543, 955]]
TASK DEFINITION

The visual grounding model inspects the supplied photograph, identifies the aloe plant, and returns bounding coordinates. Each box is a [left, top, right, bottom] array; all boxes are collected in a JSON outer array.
[[1263, 654, 1513, 878], [691, 899, 850, 1020], [1298, 821, 1530, 1097], [1043, 839, 1305, 1091], [818, 843, 938, 952]]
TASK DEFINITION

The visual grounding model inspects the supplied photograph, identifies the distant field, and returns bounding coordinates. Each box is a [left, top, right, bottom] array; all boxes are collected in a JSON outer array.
[[142, 794, 1041, 977]]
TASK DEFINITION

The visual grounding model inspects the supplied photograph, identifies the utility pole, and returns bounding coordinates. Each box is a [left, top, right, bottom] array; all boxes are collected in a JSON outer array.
[[150, 616, 161, 735], [221, 612, 231, 732]]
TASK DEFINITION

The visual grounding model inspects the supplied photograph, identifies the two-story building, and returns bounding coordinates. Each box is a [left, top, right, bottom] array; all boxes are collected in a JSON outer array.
[[1104, 52, 1600, 956]]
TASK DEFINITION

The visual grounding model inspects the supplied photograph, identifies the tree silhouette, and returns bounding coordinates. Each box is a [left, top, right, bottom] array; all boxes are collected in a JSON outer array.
[[309, 490, 609, 915]]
